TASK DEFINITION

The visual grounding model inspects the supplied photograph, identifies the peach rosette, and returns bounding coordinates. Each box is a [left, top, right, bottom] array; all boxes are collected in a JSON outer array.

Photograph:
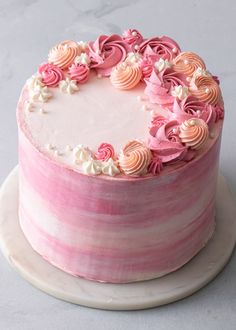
[[110, 62, 142, 90], [172, 52, 206, 77], [48, 40, 81, 70], [179, 118, 209, 149], [118, 140, 152, 176], [189, 75, 222, 106]]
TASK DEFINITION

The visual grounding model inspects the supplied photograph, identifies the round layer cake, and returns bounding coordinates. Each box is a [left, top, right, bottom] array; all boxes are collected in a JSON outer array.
[[17, 29, 224, 283]]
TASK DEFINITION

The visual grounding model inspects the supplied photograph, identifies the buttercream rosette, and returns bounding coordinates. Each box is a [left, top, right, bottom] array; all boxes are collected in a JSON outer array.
[[147, 120, 188, 163], [110, 62, 142, 90], [48, 40, 81, 70], [89, 34, 129, 76], [68, 63, 90, 84], [172, 52, 206, 77], [122, 29, 144, 50], [170, 96, 223, 127], [38, 63, 64, 87], [189, 75, 222, 106], [179, 118, 209, 149], [139, 36, 181, 60], [118, 140, 152, 176], [144, 68, 188, 107], [95, 143, 115, 161]]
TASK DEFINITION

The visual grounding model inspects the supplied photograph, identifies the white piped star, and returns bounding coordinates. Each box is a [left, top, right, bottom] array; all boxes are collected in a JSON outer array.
[[29, 85, 52, 103], [59, 78, 79, 94]]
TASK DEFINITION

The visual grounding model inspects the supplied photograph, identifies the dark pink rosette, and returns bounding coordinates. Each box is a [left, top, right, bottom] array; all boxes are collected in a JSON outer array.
[[38, 63, 64, 87], [122, 29, 144, 50], [170, 96, 224, 127], [95, 143, 115, 161], [68, 63, 90, 84], [147, 151, 163, 174], [139, 35, 181, 60], [88, 34, 129, 76], [144, 68, 187, 107], [147, 120, 188, 163]]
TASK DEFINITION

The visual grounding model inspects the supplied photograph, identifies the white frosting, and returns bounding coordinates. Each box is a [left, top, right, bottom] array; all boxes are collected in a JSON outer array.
[[74, 53, 91, 65], [192, 67, 211, 81], [73, 145, 91, 163], [77, 41, 88, 51], [125, 52, 141, 64], [154, 58, 171, 72], [59, 78, 79, 94], [82, 159, 102, 175], [29, 85, 52, 103], [101, 158, 120, 176], [171, 85, 189, 100], [27, 75, 44, 89]]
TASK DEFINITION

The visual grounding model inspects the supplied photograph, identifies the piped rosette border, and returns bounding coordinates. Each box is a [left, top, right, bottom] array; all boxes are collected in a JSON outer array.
[[24, 29, 224, 177]]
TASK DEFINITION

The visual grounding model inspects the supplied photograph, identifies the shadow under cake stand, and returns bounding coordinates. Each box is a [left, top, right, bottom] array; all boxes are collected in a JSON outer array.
[[0, 166, 235, 310]]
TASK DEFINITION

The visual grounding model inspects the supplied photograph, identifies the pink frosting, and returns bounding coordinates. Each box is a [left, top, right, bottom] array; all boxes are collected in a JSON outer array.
[[122, 29, 143, 50], [89, 34, 129, 76], [149, 115, 169, 136], [147, 151, 163, 174], [170, 96, 219, 127], [68, 63, 90, 84], [95, 143, 115, 161], [38, 63, 64, 87], [139, 55, 155, 80], [144, 68, 187, 107], [138, 36, 181, 60], [147, 120, 187, 163]]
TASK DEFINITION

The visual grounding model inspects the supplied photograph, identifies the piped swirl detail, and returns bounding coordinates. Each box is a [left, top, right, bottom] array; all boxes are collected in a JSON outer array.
[[179, 118, 209, 149], [118, 140, 152, 176]]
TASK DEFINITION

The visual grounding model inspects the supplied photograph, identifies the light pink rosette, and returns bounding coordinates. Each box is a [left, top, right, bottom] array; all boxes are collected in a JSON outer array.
[[139, 55, 156, 80], [48, 40, 81, 70], [147, 151, 163, 175], [95, 143, 115, 161], [170, 96, 221, 127], [122, 29, 144, 50], [118, 140, 152, 176], [147, 120, 188, 163], [68, 63, 90, 84], [139, 36, 181, 60], [88, 34, 129, 76], [144, 68, 187, 107], [38, 63, 64, 87]]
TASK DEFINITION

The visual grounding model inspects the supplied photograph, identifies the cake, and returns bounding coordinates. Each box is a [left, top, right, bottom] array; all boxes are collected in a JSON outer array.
[[17, 29, 224, 283]]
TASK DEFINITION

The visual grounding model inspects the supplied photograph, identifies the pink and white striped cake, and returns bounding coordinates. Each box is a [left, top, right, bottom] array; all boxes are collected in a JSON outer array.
[[17, 29, 224, 283]]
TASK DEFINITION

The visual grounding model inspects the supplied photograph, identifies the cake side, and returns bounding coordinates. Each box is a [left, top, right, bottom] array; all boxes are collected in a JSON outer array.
[[18, 120, 222, 282]]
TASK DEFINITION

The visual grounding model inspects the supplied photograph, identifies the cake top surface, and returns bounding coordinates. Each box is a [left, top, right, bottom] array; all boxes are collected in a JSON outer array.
[[17, 29, 224, 179]]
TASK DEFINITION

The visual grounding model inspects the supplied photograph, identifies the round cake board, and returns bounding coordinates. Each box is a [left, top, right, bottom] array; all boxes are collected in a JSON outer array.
[[0, 167, 236, 311]]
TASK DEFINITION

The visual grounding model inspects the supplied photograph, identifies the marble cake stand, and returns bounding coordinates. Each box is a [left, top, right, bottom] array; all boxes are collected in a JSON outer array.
[[0, 167, 236, 311]]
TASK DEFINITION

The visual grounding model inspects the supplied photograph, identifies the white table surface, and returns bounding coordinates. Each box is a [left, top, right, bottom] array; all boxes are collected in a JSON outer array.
[[0, 0, 235, 329]]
